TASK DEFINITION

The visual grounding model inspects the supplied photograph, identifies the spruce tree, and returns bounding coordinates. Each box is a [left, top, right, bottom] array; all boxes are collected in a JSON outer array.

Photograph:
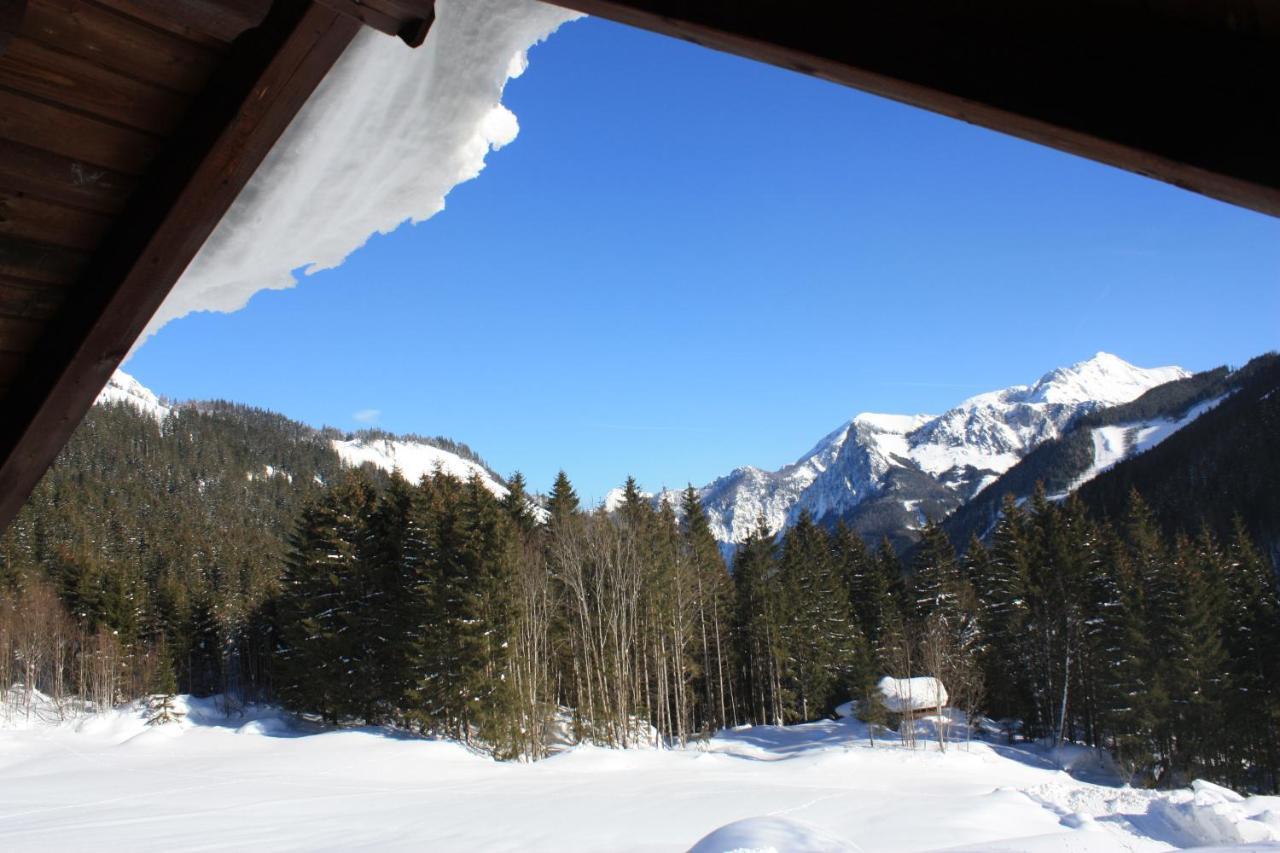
[[276, 471, 376, 723], [776, 511, 858, 721], [501, 471, 537, 533], [546, 471, 579, 524], [1221, 519, 1280, 791], [732, 516, 779, 725]]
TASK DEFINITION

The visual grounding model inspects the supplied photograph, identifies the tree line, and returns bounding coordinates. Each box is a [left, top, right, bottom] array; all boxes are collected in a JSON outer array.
[[965, 489, 1279, 792], [1, 399, 1277, 789]]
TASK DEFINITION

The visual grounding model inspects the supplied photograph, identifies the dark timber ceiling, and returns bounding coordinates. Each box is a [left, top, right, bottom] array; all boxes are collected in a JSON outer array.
[[0, 0, 1275, 533]]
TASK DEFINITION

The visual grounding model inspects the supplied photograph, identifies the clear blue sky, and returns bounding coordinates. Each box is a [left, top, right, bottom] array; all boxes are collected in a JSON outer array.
[[128, 16, 1280, 504]]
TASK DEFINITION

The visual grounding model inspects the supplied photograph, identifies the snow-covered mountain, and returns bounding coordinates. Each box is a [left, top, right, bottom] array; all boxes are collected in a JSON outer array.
[[96, 371, 171, 422], [623, 353, 1187, 548], [95, 371, 507, 496]]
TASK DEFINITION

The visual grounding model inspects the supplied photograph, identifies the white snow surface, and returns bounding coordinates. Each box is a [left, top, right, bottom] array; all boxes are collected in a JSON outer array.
[[680, 353, 1186, 545], [1069, 395, 1226, 492], [135, 0, 580, 349], [877, 675, 949, 713], [331, 435, 507, 497], [3, 695, 1279, 852], [94, 370, 171, 422]]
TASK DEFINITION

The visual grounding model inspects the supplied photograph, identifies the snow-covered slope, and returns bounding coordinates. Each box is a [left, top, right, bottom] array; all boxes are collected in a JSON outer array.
[[1068, 394, 1226, 493], [675, 353, 1188, 547], [331, 436, 507, 497]]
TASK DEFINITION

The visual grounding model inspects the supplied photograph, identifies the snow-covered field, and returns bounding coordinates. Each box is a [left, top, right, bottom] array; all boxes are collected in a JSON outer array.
[[1, 696, 1278, 852]]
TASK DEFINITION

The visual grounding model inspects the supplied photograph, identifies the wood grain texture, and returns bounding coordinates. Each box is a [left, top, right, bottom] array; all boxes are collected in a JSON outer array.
[[0, 190, 114, 249], [90, 0, 271, 45], [0, 273, 68, 321], [0, 234, 88, 283], [0, 37, 190, 133], [0, 87, 161, 174], [0, 139, 136, 215], [21, 0, 223, 94], [0, 0, 25, 58], [0, 1, 360, 532]]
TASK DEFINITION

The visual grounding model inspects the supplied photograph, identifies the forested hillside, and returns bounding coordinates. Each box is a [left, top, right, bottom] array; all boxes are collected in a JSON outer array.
[[1, 364, 1277, 793], [944, 353, 1278, 555], [1076, 353, 1280, 565], [0, 395, 485, 701]]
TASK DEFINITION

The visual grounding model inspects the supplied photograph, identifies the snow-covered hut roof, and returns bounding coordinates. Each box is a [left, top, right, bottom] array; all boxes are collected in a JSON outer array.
[[877, 676, 948, 713]]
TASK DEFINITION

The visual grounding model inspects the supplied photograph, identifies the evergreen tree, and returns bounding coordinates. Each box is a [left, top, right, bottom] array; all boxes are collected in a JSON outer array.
[[1221, 518, 1280, 791], [546, 471, 579, 524], [276, 471, 376, 723], [776, 511, 858, 721], [732, 516, 780, 725], [501, 471, 537, 533], [973, 495, 1033, 725], [681, 485, 734, 731]]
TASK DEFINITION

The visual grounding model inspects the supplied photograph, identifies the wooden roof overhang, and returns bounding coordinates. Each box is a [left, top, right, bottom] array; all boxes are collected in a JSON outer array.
[[0, 0, 1276, 533], [0, 0, 435, 530]]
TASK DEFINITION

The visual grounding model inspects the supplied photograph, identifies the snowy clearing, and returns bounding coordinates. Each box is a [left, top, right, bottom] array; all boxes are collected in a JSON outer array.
[[2, 696, 1278, 852]]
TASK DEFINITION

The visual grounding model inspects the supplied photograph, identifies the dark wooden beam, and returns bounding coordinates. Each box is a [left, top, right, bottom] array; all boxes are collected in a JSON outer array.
[[549, 0, 1280, 218], [313, 0, 433, 47], [0, 0, 360, 531], [0, 0, 26, 57]]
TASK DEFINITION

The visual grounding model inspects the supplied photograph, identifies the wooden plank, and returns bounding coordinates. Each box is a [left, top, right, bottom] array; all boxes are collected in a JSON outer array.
[[0, 189, 114, 249], [21, 0, 223, 94], [90, 0, 272, 45], [0, 0, 24, 58], [0, 233, 88, 283], [0, 350, 28, 387], [0, 138, 135, 215], [313, 0, 401, 38], [0, 87, 161, 174], [313, 0, 433, 45], [0, 313, 43, 353], [548, 1, 1280, 217], [0, 37, 190, 134], [0, 1, 361, 532], [0, 273, 67, 320]]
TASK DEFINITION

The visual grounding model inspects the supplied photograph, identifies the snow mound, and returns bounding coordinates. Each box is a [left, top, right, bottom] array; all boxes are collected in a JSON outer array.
[[878, 676, 948, 713], [1150, 780, 1280, 847], [136, 0, 581, 349], [235, 717, 293, 737], [689, 816, 862, 853]]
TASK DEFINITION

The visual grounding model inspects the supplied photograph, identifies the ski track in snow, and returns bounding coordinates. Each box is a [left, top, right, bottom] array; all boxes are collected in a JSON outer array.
[[4, 697, 1279, 852]]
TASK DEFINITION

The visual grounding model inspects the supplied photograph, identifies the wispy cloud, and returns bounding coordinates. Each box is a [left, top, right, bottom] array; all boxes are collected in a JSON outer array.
[[353, 408, 382, 424]]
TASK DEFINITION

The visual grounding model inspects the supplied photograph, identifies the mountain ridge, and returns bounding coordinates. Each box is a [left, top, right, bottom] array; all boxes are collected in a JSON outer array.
[[609, 352, 1188, 549], [95, 371, 508, 497]]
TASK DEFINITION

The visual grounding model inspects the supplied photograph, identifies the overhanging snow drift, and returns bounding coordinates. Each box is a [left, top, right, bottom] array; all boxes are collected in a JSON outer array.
[[140, 0, 581, 348]]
